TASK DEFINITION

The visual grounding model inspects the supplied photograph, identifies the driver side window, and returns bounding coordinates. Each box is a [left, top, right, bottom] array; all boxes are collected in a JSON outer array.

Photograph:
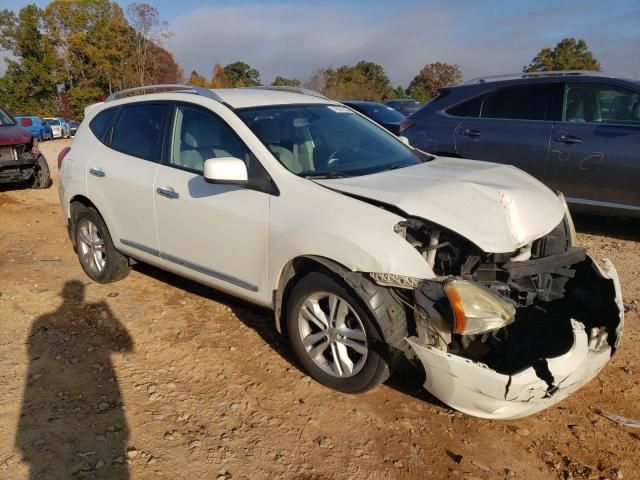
[[169, 104, 250, 173]]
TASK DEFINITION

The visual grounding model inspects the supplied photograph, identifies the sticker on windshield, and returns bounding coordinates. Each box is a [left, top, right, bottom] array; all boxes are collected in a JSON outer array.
[[327, 106, 353, 113]]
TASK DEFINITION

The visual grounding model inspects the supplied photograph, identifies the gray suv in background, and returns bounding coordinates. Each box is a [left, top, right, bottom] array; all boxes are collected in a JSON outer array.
[[400, 72, 640, 217]]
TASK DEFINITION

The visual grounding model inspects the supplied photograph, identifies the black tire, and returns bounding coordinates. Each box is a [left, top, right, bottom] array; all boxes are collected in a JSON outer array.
[[29, 155, 52, 189], [285, 272, 392, 393], [73, 206, 130, 283]]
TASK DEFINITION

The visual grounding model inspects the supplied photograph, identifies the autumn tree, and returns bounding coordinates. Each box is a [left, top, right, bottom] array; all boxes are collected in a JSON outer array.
[[188, 70, 209, 87], [126, 2, 171, 86], [210, 63, 231, 88], [271, 76, 301, 87], [407, 62, 462, 103], [524, 38, 601, 72], [223, 61, 261, 87]]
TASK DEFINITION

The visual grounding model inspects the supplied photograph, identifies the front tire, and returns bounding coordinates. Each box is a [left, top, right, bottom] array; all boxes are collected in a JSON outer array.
[[285, 272, 392, 393], [29, 155, 52, 189], [74, 206, 130, 283]]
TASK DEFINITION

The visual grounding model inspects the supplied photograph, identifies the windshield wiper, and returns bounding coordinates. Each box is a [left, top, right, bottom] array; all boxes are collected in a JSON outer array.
[[302, 171, 351, 179]]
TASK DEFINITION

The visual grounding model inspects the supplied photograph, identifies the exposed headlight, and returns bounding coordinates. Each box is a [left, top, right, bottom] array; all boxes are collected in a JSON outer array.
[[370, 272, 422, 289], [444, 280, 516, 335], [557, 191, 577, 247]]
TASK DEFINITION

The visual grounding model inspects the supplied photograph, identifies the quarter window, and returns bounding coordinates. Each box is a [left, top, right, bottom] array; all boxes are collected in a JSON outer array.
[[169, 104, 250, 173], [481, 85, 554, 121], [89, 108, 117, 142], [564, 84, 640, 125], [111, 103, 169, 162]]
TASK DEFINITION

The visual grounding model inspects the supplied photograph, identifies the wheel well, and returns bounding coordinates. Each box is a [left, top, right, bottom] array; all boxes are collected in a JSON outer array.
[[273, 256, 347, 335], [273, 256, 412, 365]]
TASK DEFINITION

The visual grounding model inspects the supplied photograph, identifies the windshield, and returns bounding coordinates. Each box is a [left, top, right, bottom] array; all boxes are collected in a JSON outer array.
[[361, 104, 406, 123], [0, 108, 16, 126], [236, 104, 428, 177], [45, 119, 61, 125]]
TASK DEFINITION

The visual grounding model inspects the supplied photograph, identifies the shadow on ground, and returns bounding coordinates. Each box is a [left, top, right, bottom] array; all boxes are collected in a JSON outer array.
[[573, 213, 640, 242], [16, 280, 133, 479], [134, 263, 446, 409]]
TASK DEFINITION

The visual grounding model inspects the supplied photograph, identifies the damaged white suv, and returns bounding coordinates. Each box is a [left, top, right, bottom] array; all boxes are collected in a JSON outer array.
[[59, 85, 624, 419]]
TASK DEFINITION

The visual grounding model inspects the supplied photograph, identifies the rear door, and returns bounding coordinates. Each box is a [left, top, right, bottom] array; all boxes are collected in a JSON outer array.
[[86, 102, 170, 257], [546, 82, 640, 211], [454, 83, 560, 180]]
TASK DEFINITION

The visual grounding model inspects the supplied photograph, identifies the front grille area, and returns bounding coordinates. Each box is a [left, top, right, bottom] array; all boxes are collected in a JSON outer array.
[[0, 146, 17, 162]]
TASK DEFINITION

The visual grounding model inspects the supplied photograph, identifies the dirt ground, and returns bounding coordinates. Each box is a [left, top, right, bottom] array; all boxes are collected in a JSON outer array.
[[1, 139, 639, 480]]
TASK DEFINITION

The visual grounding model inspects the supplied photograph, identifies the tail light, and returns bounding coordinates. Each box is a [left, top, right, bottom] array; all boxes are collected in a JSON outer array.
[[399, 118, 416, 134], [58, 146, 71, 169]]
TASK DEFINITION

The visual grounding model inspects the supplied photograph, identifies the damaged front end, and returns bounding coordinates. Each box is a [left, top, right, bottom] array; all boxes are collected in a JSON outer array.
[[391, 214, 624, 419]]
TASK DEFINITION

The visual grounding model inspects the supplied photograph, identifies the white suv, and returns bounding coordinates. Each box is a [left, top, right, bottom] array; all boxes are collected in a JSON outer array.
[[58, 85, 624, 419]]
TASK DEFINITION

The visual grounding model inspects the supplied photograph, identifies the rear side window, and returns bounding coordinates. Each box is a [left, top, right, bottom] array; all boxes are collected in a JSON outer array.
[[111, 103, 169, 162], [89, 108, 117, 142], [447, 95, 483, 117], [481, 85, 554, 121]]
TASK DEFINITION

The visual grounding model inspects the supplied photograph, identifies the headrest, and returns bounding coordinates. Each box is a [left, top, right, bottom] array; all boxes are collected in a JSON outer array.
[[183, 115, 220, 148]]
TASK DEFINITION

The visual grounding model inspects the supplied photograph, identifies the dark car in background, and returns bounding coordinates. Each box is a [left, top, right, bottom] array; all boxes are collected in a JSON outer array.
[[68, 120, 79, 136], [0, 107, 52, 188], [400, 71, 640, 217], [342, 101, 406, 134], [385, 98, 422, 116], [15, 115, 53, 141]]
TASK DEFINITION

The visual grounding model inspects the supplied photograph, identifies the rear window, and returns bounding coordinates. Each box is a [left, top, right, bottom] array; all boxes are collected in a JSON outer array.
[[0, 109, 16, 126], [110, 103, 169, 162], [447, 95, 483, 117], [481, 85, 554, 121], [89, 108, 117, 142]]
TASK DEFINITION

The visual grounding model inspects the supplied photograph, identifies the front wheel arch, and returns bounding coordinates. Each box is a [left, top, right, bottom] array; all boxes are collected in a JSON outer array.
[[274, 256, 411, 365]]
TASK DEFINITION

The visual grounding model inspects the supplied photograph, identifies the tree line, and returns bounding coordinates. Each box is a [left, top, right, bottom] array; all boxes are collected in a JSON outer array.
[[0, 0, 602, 120]]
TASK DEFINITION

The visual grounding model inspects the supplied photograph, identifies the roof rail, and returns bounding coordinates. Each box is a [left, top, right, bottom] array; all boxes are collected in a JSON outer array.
[[244, 86, 329, 100], [105, 84, 224, 103], [464, 70, 603, 85]]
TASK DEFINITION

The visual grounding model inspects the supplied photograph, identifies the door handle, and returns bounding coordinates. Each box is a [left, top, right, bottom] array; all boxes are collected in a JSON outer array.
[[89, 168, 105, 177], [156, 187, 179, 199], [555, 133, 582, 144], [460, 128, 483, 138]]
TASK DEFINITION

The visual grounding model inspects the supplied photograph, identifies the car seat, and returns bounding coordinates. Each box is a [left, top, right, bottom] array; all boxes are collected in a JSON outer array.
[[180, 114, 232, 171], [253, 119, 303, 173]]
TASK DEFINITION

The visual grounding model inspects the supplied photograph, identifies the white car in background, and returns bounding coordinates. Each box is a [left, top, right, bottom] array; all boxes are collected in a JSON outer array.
[[44, 117, 70, 139], [57, 85, 624, 419]]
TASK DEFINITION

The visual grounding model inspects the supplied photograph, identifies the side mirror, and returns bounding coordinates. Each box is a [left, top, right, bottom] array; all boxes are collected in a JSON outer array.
[[398, 135, 410, 145], [20, 118, 33, 127], [203, 157, 248, 184]]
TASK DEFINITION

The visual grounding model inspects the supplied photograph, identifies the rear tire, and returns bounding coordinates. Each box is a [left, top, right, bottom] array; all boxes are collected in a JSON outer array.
[[73, 206, 130, 283], [29, 155, 52, 189], [285, 272, 392, 393]]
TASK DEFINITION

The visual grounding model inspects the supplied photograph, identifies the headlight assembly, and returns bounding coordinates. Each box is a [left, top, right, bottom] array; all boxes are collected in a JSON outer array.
[[444, 279, 516, 335]]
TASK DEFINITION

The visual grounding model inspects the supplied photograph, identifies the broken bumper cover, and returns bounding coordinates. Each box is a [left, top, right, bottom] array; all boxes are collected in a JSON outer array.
[[406, 257, 624, 420]]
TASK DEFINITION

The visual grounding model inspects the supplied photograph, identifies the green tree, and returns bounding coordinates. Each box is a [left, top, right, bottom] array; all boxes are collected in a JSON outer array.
[[392, 85, 406, 98], [0, 5, 60, 114], [271, 76, 302, 87], [407, 62, 462, 103], [224, 61, 261, 87], [524, 38, 601, 72], [315, 61, 393, 101]]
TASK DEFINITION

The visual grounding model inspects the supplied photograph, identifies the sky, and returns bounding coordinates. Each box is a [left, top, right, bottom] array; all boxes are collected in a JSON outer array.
[[1, 0, 639, 85]]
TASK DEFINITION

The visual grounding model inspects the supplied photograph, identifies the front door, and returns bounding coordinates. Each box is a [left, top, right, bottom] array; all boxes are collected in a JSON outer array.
[[154, 102, 270, 299], [546, 82, 640, 210]]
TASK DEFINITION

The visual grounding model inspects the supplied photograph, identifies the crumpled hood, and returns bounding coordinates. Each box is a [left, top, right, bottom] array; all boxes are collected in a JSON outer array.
[[315, 157, 565, 253], [0, 125, 32, 146]]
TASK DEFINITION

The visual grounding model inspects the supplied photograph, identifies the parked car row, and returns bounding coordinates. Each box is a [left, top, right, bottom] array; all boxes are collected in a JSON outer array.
[[57, 84, 623, 420], [14, 115, 79, 141]]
